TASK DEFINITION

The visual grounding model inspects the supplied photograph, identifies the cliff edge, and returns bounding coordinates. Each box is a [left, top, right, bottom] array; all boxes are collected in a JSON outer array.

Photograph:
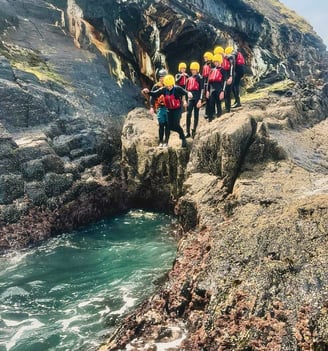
[[100, 85, 328, 349]]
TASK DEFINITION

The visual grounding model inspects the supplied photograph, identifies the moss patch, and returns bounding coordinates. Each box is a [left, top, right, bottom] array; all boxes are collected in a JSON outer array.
[[1, 42, 69, 85], [242, 79, 296, 102]]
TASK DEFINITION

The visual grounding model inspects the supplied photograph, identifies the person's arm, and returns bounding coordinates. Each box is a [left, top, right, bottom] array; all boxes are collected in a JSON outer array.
[[175, 85, 193, 99], [149, 85, 156, 110], [141, 87, 164, 97], [197, 76, 204, 107], [229, 56, 234, 77]]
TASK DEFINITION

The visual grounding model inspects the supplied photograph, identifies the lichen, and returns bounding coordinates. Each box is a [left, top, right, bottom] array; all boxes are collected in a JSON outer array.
[[0, 42, 69, 85], [242, 79, 295, 102]]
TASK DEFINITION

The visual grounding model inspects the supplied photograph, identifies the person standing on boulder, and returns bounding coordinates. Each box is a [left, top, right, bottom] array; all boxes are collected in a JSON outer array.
[[223, 46, 235, 113], [142, 74, 192, 148], [206, 54, 226, 121], [149, 68, 169, 148], [231, 48, 245, 108], [185, 61, 203, 138], [201, 51, 213, 119], [175, 62, 189, 89]]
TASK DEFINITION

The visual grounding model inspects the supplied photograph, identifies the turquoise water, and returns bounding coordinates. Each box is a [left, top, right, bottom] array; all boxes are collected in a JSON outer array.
[[0, 210, 177, 351]]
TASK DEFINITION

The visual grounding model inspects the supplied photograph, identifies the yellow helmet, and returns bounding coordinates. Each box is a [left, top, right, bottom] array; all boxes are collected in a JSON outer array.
[[178, 62, 187, 71], [163, 74, 175, 87], [225, 46, 234, 55], [203, 51, 213, 61], [213, 46, 224, 55], [190, 61, 200, 71], [212, 54, 223, 64]]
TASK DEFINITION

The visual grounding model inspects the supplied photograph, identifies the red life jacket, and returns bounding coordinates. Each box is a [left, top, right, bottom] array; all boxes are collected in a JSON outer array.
[[164, 88, 181, 109], [177, 74, 187, 87], [222, 57, 231, 71], [236, 52, 245, 65], [202, 64, 211, 78], [186, 76, 200, 91], [208, 67, 223, 83]]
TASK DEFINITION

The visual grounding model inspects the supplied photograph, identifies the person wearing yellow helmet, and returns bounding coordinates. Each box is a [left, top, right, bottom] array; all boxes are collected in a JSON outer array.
[[213, 46, 224, 56], [142, 75, 193, 148], [224, 46, 234, 55], [231, 49, 245, 108], [222, 46, 235, 113], [175, 62, 189, 89], [202, 51, 213, 119], [206, 53, 227, 121], [147, 68, 169, 148], [185, 61, 203, 138]]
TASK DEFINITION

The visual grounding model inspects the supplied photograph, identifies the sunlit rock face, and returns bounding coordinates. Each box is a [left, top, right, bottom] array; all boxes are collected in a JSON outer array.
[[67, 0, 326, 86]]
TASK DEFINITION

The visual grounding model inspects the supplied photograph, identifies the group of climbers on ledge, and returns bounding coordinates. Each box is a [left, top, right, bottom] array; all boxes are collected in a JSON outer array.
[[141, 46, 245, 148]]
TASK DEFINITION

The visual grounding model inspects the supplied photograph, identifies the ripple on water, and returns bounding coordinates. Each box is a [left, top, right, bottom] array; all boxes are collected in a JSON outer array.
[[0, 210, 176, 351]]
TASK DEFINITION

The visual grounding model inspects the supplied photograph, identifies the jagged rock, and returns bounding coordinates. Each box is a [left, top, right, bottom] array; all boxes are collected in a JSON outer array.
[[43, 172, 74, 197], [0, 174, 24, 204], [121, 107, 190, 209], [101, 94, 328, 350], [0, 1, 327, 349], [24, 181, 47, 206], [21, 159, 45, 181]]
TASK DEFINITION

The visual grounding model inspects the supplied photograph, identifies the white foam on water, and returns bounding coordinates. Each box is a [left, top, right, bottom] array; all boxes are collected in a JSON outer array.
[[4, 318, 44, 350], [110, 286, 137, 316], [49, 283, 71, 293], [98, 305, 111, 317], [61, 314, 81, 331], [129, 210, 158, 220], [78, 296, 105, 308]]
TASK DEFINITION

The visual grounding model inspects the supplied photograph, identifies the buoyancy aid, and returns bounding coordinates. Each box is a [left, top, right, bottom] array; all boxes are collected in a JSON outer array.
[[222, 57, 231, 71], [236, 52, 245, 65], [202, 64, 211, 78], [176, 73, 188, 88], [208, 67, 223, 83], [164, 88, 181, 109], [186, 76, 200, 91]]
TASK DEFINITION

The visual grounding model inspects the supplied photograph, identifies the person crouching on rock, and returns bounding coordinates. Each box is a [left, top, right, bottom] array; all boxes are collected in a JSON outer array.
[[142, 74, 193, 148]]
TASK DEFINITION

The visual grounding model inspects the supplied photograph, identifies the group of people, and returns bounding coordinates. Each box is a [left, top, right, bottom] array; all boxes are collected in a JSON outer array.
[[141, 46, 245, 148]]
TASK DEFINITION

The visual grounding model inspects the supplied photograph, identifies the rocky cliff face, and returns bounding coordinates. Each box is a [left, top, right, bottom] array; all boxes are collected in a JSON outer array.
[[0, 0, 328, 349], [66, 0, 326, 85], [101, 87, 328, 349]]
